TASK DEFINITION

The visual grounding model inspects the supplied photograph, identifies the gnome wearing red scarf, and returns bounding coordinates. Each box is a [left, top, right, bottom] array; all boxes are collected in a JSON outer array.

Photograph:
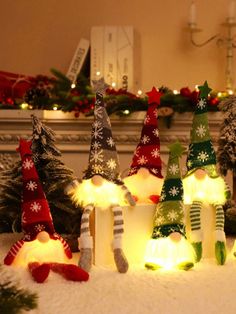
[[4, 139, 89, 283]]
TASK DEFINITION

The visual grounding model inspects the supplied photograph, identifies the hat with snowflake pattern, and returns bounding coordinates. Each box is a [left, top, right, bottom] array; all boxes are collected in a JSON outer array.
[[3, 139, 73, 265], [186, 81, 217, 176], [151, 141, 186, 239], [128, 87, 163, 178], [83, 78, 123, 185]]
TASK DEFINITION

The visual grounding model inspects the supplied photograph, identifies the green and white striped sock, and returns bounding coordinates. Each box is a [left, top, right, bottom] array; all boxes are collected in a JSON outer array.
[[214, 204, 226, 242], [190, 200, 202, 238]]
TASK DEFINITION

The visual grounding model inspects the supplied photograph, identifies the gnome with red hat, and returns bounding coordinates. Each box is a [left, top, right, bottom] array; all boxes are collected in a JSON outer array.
[[4, 139, 89, 283], [124, 87, 164, 204]]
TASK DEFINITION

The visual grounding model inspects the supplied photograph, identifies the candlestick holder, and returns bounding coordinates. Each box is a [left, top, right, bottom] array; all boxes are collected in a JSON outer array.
[[188, 18, 236, 90]]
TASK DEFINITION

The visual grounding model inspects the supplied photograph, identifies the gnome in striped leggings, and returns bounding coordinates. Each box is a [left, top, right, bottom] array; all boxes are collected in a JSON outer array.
[[183, 81, 229, 265], [4, 139, 89, 283], [71, 78, 136, 273]]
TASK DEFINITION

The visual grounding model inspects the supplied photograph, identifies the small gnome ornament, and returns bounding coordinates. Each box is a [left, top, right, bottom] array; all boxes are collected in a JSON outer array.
[[71, 78, 135, 274], [124, 87, 163, 204], [4, 139, 89, 283], [183, 81, 228, 265], [144, 142, 195, 270]]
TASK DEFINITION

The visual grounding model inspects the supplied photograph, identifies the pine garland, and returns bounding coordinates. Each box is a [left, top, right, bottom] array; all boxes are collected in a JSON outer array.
[[0, 69, 227, 118]]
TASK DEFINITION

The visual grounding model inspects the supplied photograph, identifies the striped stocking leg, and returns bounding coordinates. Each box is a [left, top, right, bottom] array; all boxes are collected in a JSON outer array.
[[214, 203, 226, 265], [4, 240, 25, 265], [121, 184, 136, 206], [78, 204, 94, 272], [112, 205, 129, 273], [189, 200, 203, 262]]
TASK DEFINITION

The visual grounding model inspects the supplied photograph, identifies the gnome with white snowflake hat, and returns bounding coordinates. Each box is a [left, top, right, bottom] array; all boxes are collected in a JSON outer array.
[[4, 139, 89, 283], [183, 81, 229, 265], [71, 78, 136, 273], [124, 87, 164, 204], [144, 141, 195, 270]]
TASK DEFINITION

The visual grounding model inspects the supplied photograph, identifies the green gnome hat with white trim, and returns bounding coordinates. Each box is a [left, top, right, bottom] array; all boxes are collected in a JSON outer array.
[[186, 81, 218, 177], [151, 141, 186, 239]]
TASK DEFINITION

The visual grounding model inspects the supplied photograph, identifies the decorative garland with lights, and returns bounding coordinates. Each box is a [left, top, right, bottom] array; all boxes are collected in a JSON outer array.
[[0, 69, 231, 120]]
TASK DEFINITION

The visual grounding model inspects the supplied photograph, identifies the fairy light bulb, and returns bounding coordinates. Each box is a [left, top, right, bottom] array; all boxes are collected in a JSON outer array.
[[111, 82, 116, 88], [173, 90, 178, 95], [137, 90, 142, 96], [96, 71, 101, 76], [20, 102, 29, 109], [71, 83, 76, 89]]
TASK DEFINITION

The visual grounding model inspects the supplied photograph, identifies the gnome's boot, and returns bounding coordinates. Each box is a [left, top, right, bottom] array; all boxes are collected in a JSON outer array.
[[214, 203, 227, 265], [112, 205, 129, 273], [78, 204, 94, 272], [50, 263, 89, 282], [28, 262, 50, 283], [190, 201, 203, 262]]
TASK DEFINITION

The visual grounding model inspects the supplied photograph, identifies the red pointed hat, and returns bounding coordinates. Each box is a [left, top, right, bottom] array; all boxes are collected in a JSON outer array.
[[128, 87, 163, 178], [4, 139, 72, 265]]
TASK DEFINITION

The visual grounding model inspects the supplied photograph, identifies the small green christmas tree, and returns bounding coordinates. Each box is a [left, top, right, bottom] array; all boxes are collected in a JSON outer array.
[[217, 96, 236, 233], [0, 265, 38, 314], [0, 115, 82, 244]]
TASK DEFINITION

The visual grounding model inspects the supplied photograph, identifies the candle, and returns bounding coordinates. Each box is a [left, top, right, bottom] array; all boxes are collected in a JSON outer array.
[[228, 0, 235, 22], [189, 1, 196, 25]]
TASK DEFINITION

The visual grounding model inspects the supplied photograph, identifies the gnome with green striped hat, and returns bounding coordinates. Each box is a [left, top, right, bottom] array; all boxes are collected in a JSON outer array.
[[183, 81, 228, 265], [144, 141, 195, 271]]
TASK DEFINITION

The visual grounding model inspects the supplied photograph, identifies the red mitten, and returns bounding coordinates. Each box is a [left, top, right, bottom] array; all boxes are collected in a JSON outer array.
[[50, 263, 89, 282], [28, 262, 50, 283], [149, 195, 160, 204]]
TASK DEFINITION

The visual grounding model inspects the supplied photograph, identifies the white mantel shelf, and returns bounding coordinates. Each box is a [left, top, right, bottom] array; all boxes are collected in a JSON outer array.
[[0, 109, 223, 176]]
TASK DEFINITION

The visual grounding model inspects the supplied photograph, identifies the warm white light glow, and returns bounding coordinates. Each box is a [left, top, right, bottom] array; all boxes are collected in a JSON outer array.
[[96, 71, 101, 76], [144, 236, 195, 270], [71, 83, 76, 88], [72, 178, 127, 209], [124, 169, 163, 204], [123, 109, 130, 115], [20, 102, 29, 109], [137, 90, 142, 96], [53, 105, 58, 111], [217, 92, 222, 97], [228, 89, 234, 95], [111, 82, 116, 87], [173, 90, 179, 95], [183, 173, 226, 205], [195, 85, 199, 91], [12, 238, 70, 267]]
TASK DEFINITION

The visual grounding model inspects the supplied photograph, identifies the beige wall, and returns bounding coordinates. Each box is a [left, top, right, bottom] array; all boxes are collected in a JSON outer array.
[[0, 0, 231, 92]]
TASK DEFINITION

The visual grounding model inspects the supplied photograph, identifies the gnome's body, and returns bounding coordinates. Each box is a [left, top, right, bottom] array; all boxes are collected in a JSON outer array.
[[144, 142, 195, 271], [124, 87, 163, 204], [72, 79, 135, 273], [183, 82, 228, 265], [4, 139, 89, 283]]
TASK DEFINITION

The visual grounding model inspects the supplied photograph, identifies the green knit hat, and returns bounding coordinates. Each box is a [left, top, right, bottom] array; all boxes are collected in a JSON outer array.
[[151, 141, 186, 239], [186, 81, 217, 176]]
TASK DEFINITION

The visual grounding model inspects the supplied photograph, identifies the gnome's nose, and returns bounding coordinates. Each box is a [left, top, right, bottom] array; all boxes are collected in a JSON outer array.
[[37, 231, 50, 243], [169, 232, 182, 243], [194, 169, 207, 181], [91, 175, 104, 186], [138, 167, 150, 179]]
